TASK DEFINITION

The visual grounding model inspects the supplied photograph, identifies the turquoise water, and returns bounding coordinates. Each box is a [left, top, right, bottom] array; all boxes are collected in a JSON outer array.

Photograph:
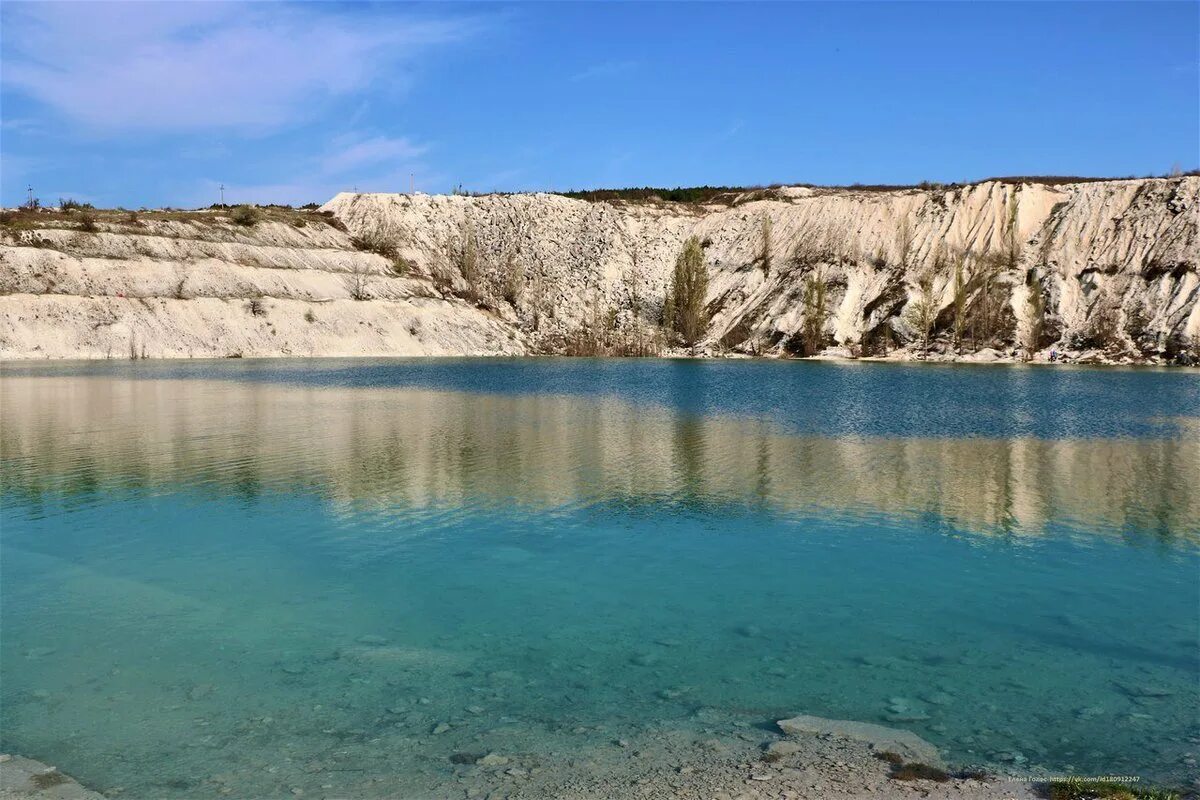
[[2, 359, 1198, 796]]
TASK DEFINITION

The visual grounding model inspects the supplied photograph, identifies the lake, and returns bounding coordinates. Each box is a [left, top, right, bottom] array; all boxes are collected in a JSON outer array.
[[1, 358, 1197, 797]]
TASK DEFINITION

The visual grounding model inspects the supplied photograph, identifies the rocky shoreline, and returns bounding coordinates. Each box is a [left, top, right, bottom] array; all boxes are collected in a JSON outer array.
[[0, 755, 104, 800], [1, 714, 1054, 799]]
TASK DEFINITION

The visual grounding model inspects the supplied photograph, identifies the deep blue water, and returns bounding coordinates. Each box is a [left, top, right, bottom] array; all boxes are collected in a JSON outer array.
[[1, 359, 1197, 797]]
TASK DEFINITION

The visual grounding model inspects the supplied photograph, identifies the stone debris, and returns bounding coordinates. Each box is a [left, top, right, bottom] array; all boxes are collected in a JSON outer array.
[[776, 714, 944, 768]]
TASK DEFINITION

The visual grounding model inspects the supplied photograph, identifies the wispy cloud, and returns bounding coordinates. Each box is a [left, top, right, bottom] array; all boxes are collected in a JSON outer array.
[[570, 60, 637, 82], [189, 134, 436, 206], [321, 135, 427, 175], [0, 2, 481, 134]]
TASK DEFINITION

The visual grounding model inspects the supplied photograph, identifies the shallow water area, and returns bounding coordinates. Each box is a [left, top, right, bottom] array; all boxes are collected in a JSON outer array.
[[2, 359, 1198, 797]]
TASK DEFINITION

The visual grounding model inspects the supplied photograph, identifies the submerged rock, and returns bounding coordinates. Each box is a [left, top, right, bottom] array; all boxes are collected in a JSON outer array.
[[1116, 682, 1175, 698], [449, 752, 485, 765], [0, 755, 106, 799], [475, 753, 509, 767], [187, 683, 215, 701], [22, 647, 57, 659], [356, 635, 388, 646], [764, 740, 805, 760]]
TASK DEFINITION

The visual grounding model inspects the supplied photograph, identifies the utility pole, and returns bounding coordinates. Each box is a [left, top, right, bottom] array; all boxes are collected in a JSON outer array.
[[26, 185, 34, 208], [219, 184, 225, 206]]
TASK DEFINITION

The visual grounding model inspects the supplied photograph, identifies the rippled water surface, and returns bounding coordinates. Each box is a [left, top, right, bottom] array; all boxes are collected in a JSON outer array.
[[2, 359, 1198, 796]]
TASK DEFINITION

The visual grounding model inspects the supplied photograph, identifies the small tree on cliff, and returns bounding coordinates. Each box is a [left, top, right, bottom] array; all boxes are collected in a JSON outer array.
[[1022, 270, 1046, 360], [951, 248, 972, 354], [801, 268, 829, 356], [666, 236, 710, 349], [759, 214, 773, 274], [906, 254, 940, 357]]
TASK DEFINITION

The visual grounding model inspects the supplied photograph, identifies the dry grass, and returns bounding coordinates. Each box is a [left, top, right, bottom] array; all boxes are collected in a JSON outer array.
[[552, 172, 1197, 207], [0, 206, 341, 235]]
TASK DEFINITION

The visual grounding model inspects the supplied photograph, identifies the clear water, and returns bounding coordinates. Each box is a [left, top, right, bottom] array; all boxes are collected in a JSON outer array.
[[2, 359, 1197, 797]]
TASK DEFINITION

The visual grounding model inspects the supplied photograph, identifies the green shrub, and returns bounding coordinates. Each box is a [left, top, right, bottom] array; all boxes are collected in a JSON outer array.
[[351, 231, 398, 258], [665, 236, 710, 348], [801, 268, 830, 355], [392, 256, 414, 277], [1047, 777, 1179, 800], [230, 205, 260, 226]]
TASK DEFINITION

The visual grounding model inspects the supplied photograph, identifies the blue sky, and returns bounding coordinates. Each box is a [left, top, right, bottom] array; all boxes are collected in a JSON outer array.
[[2, 1, 1197, 208]]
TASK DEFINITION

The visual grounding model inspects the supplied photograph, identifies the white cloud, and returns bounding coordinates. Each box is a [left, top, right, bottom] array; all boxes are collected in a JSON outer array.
[[0, 2, 479, 134]]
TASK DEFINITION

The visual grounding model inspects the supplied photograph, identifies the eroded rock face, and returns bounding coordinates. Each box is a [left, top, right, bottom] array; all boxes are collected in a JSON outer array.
[[0, 215, 524, 359], [322, 177, 1199, 362], [0, 178, 1194, 361]]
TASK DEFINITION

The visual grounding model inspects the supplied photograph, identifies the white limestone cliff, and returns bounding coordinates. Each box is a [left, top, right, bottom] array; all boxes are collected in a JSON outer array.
[[1, 176, 1195, 362]]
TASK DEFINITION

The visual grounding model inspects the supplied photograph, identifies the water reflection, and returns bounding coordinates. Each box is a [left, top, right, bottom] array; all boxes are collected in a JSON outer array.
[[3, 375, 1196, 543]]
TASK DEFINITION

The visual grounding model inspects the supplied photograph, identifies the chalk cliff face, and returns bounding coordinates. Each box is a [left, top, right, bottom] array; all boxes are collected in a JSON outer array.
[[323, 176, 1199, 362], [0, 176, 1195, 362], [0, 214, 523, 359]]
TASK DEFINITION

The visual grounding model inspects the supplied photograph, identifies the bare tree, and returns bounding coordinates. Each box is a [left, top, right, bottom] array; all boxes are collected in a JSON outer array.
[[895, 215, 914, 271], [951, 247, 972, 354], [1084, 285, 1122, 350], [345, 261, 372, 300], [624, 252, 646, 355], [759, 214, 773, 273], [972, 252, 1005, 348], [1003, 190, 1022, 271], [500, 245, 524, 305], [907, 263, 938, 357], [447, 219, 481, 302], [527, 272, 547, 331], [1023, 270, 1045, 359]]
